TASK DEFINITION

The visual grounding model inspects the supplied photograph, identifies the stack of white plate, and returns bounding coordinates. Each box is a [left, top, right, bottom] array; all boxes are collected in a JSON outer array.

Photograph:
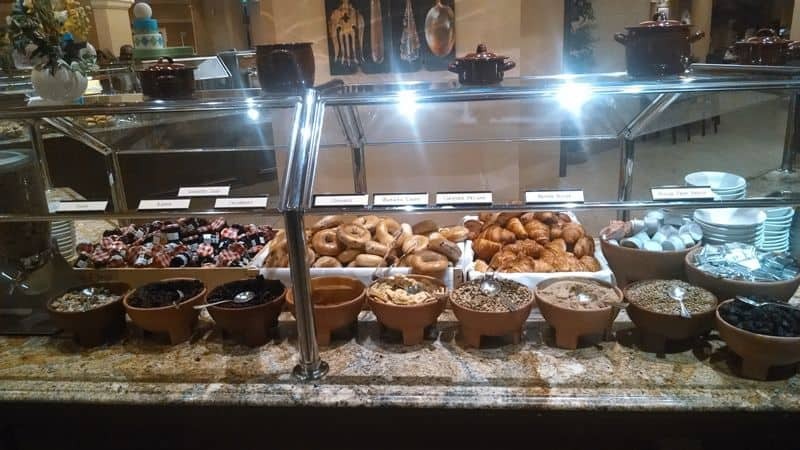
[[694, 208, 766, 246], [761, 207, 795, 253], [51, 220, 76, 259], [685, 171, 746, 200]]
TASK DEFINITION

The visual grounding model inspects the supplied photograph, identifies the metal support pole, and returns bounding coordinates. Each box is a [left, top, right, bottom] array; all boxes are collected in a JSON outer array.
[[335, 105, 368, 193], [27, 120, 52, 189], [779, 92, 799, 172], [617, 138, 635, 221]]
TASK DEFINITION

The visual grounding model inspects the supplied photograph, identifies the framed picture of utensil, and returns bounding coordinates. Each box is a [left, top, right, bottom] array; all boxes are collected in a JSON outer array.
[[326, 0, 392, 75], [388, 0, 455, 73]]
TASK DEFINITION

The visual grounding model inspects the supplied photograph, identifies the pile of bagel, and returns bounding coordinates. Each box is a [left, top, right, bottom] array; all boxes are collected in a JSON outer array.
[[264, 215, 467, 277], [467, 211, 602, 273]]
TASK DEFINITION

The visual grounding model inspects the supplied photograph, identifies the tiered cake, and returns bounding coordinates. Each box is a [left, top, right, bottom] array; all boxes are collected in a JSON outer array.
[[132, 2, 164, 50]]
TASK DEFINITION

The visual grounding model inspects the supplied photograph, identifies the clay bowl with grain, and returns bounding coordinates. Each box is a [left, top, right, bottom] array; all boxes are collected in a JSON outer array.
[[450, 279, 535, 348], [623, 279, 718, 352], [685, 247, 800, 302], [123, 278, 207, 345], [716, 299, 800, 380], [534, 277, 623, 350], [367, 275, 447, 346], [207, 277, 286, 347], [601, 238, 699, 287], [47, 282, 131, 347], [286, 276, 365, 346]]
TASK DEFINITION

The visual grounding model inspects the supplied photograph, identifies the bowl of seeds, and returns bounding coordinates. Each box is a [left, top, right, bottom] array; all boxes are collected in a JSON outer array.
[[716, 299, 800, 380], [367, 275, 448, 345], [450, 278, 534, 348], [47, 282, 131, 347], [534, 277, 624, 349], [624, 279, 718, 351], [123, 278, 206, 345]]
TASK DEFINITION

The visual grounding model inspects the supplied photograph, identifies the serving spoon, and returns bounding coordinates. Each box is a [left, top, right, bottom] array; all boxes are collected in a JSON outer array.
[[479, 270, 516, 311], [194, 291, 255, 310], [667, 285, 692, 319], [735, 295, 800, 313]]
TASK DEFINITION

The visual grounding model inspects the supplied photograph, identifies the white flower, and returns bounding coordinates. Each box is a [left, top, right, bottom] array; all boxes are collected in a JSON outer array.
[[54, 10, 68, 24], [22, 0, 33, 10], [24, 43, 38, 57]]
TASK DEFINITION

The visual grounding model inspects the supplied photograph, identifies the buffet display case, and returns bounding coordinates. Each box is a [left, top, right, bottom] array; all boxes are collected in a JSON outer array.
[[1, 68, 800, 392]]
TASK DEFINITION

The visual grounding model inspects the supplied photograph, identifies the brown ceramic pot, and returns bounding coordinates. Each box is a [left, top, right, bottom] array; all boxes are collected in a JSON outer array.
[[614, 17, 704, 77], [207, 278, 287, 347], [286, 276, 365, 346], [601, 238, 698, 287], [624, 280, 717, 352], [731, 29, 800, 66], [716, 299, 800, 380], [137, 57, 195, 99], [448, 44, 516, 85], [46, 282, 130, 347], [256, 42, 315, 92], [450, 288, 535, 348], [366, 275, 447, 346], [685, 247, 800, 302], [123, 278, 207, 345], [534, 277, 622, 350]]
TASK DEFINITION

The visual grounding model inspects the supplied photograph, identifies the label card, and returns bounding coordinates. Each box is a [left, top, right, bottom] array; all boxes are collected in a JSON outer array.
[[138, 199, 191, 210], [525, 190, 585, 204], [56, 201, 108, 213], [435, 192, 493, 205], [651, 186, 715, 201], [313, 194, 370, 207], [373, 193, 429, 207], [178, 186, 230, 197], [214, 197, 268, 209]]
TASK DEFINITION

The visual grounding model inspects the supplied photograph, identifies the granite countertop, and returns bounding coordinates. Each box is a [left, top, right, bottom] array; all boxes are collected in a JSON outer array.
[[0, 307, 798, 412]]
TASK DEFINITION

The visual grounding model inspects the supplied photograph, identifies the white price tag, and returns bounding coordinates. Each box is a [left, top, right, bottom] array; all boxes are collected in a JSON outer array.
[[435, 192, 493, 205], [56, 201, 108, 213], [138, 199, 191, 210], [373, 193, 428, 207], [651, 186, 715, 201], [525, 190, 585, 204], [178, 186, 230, 197], [313, 194, 369, 207], [214, 197, 268, 209]]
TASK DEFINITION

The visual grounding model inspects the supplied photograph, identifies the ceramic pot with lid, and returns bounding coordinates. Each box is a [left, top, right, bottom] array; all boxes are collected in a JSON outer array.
[[615, 17, 705, 77], [448, 44, 516, 85], [137, 57, 195, 99], [731, 29, 800, 66], [256, 43, 315, 93]]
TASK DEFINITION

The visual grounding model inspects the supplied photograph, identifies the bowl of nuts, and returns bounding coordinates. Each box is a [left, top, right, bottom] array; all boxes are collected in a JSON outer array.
[[47, 282, 131, 347], [450, 278, 534, 348], [367, 275, 447, 345]]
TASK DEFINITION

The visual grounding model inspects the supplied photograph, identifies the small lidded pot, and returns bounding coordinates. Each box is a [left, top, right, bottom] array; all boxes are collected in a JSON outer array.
[[138, 57, 196, 99], [448, 44, 516, 85], [615, 15, 705, 77], [731, 29, 800, 66]]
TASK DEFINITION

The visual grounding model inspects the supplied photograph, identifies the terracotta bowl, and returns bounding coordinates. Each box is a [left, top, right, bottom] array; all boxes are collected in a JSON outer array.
[[367, 275, 447, 346], [685, 247, 800, 302], [286, 276, 365, 346], [716, 300, 800, 380], [601, 238, 698, 287], [207, 278, 287, 347], [534, 277, 622, 350], [450, 288, 535, 349], [46, 282, 131, 347], [624, 280, 718, 353], [123, 278, 207, 345]]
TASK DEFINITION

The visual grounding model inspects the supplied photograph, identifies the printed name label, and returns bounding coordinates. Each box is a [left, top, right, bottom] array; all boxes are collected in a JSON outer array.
[[314, 194, 370, 207], [56, 201, 108, 212], [435, 192, 493, 205], [651, 186, 716, 201], [138, 199, 191, 210], [373, 193, 429, 207], [525, 190, 585, 203], [214, 197, 268, 209], [178, 186, 230, 197]]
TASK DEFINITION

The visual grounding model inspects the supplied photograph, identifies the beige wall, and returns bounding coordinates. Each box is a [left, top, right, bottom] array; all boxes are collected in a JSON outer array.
[[591, 0, 652, 73]]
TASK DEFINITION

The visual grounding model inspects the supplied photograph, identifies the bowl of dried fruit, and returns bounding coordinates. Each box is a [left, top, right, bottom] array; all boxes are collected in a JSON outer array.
[[716, 298, 800, 380], [534, 277, 623, 349], [123, 278, 207, 344], [450, 278, 534, 348], [286, 276, 365, 346], [207, 277, 286, 347], [47, 282, 131, 347], [367, 275, 447, 345], [623, 279, 718, 352]]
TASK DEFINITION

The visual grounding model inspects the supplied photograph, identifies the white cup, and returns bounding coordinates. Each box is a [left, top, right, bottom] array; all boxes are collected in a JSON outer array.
[[662, 235, 686, 251], [620, 236, 645, 249], [651, 232, 668, 244], [643, 240, 663, 252]]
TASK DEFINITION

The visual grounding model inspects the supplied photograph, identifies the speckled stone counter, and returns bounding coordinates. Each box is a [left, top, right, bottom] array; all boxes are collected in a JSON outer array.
[[1, 309, 798, 412]]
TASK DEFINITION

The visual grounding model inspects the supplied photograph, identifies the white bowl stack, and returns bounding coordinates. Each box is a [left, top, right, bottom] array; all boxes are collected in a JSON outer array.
[[46, 190, 76, 260], [685, 171, 746, 200], [761, 207, 794, 253], [693, 208, 766, 247]]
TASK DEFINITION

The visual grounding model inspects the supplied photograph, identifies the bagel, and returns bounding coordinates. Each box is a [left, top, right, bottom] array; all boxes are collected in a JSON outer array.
[[353, 215, 380, 233], [311, 215, 345, 233], [439, 226, 469, 243], [337, 223, 371, 249], [355, 253, 384, 267], [336, 248, 361, 264], [408, 250, 449, 275], [412, 219, 439, 236], [313, 256, 342, 268], [365, 240, 390, 256], [402, 235, 429, 254], [395, 223, 413, 248], [375, 218, 401, 245], [311, 229, 343, 256], [428, 236, 462, 262]]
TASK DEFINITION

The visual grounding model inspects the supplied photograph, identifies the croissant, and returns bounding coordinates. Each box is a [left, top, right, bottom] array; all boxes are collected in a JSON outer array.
[[533, 259, 554, 273], [464, 219, 483, 240], [479, 212, 500, 226], [473, 238, 502, 261], [524, 219, 550, 245], [550, 224, 563, 240], [549, 255, 572, 272], [483, 225, 505, 243], [505, 256, 536, 273], [519, 212, 536, 224], [579, 256, 602, 272], [497, 212, 522, 227], [562, 223, 585, 246], [502, 242, 523, 254], [519, 239, 543, 258], [473, 259, 490, 272], [506, 217, 528, 239], [565, 254, 584, 272], [534, 212, 558, 225], [490, 250, 519, 270], [557, 212, 572, 224], [547, 238, 567, 253], [573, 236, 595, 259]]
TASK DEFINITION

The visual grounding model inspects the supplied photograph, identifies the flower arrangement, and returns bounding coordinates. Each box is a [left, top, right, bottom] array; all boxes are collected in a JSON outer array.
[[4, 0, 96, 75]]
